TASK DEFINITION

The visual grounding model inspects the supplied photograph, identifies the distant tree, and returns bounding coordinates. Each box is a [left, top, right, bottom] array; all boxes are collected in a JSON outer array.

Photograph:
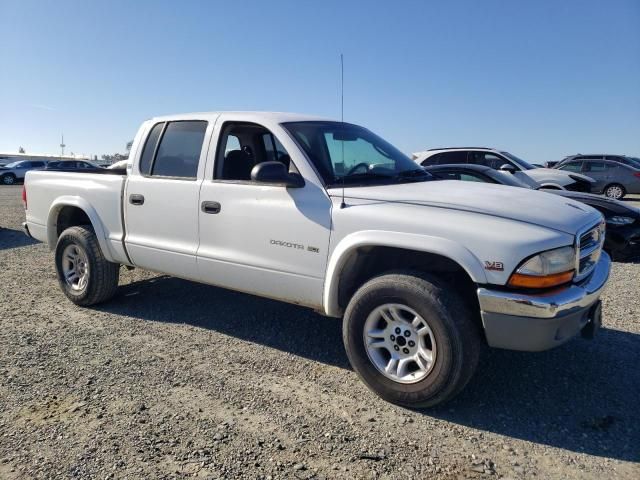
[[126, 140, 133, 151], [19, 147, 25, 153]]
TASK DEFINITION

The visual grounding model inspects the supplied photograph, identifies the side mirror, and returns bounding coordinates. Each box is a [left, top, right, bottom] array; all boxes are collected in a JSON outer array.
[[499, 163, 517, 174], [251, 161, 304, 188]]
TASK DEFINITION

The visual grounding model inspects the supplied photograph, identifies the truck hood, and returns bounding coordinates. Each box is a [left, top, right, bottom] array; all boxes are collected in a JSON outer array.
[[330, 180, 601, 235]]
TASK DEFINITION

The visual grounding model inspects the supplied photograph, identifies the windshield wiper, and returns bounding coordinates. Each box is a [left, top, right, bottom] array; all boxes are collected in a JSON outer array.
[[396, 169, 430, 178], [394, 169, 433, 183], [336, 172, 395, 183]]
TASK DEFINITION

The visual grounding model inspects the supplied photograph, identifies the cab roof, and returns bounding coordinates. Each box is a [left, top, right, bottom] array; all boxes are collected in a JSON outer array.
[[147, 111, 334, 123]]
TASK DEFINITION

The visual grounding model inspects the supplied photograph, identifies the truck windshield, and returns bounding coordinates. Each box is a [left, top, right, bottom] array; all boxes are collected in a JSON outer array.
[[282, 121, 431, 186]]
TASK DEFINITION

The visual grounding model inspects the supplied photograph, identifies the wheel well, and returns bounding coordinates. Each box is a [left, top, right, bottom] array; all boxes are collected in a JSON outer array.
[[55, 206, 92, 239], [604, 182, 625, 191], [337, 246, 479, 315], [539, 184, 562, 190]]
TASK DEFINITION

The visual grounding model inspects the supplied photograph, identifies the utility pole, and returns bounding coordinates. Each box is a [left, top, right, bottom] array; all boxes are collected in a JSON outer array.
[[60, 133, 66, 157]]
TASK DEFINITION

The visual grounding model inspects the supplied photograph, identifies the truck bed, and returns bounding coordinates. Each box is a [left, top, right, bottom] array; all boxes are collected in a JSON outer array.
[[24, 170, 129, 264], [43, 166, 127, 175]]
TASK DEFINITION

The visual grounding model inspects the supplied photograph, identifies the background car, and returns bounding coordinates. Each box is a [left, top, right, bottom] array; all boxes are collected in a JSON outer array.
[[414, 147, 595, 192], [556, 158, 640, 200], [0, 160, 47, 185], [425, 163, 640, 261], [45, 160, 103, 171], [554, 154, 640, 171]]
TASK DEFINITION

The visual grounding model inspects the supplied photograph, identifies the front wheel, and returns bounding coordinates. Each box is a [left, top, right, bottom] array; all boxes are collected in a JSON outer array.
[[55, 226, 120, 306], [343, 272, 482, 408]]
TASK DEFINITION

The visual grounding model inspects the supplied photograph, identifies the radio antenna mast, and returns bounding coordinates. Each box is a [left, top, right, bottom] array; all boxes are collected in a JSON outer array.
[[339, 53, 346, 209]]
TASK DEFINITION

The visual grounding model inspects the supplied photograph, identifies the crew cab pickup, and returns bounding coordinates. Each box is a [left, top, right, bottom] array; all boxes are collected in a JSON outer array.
[[23, 112, 610, 407]]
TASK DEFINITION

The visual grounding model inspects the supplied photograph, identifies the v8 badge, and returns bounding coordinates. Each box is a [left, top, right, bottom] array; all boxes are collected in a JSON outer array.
[[484, 261, 504, 271]]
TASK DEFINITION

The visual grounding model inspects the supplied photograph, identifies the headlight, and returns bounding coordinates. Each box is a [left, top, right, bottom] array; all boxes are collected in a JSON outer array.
[[508, 246, 575, 288], [606, 216, 634, 226]]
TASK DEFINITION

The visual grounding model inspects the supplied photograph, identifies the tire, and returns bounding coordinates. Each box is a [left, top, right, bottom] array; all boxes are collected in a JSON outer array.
[[55, 226, 119, 306], [1, 173, 16, 185], [343, 272, 482, 408], [604, 183, 625, 200]]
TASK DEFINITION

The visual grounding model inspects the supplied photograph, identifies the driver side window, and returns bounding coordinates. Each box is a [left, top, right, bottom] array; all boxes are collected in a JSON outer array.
[[216, 122, 295, 182]]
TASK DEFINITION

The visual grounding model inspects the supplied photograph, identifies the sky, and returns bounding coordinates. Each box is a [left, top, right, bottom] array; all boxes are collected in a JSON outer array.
[[0, 0, 638, 163]]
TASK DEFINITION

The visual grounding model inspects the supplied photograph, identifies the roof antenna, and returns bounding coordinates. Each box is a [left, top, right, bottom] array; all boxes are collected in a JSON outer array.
[[340, 53, 346, 209]]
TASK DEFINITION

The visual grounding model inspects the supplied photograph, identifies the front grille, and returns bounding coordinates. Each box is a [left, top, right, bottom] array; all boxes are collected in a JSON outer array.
[[575, 222, 604, 281]]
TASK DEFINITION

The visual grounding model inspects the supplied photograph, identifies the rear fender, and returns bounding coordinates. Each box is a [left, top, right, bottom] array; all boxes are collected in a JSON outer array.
[[47, 196, 115, 262]]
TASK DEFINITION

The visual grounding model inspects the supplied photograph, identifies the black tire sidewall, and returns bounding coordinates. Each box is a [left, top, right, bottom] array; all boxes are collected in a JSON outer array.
[[55, 228, 99, 304], [344, 275, 467, 407]]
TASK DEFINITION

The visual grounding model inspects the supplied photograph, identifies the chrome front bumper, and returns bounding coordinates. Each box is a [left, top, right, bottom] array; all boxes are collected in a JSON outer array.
[[477, 252, 611, 351]]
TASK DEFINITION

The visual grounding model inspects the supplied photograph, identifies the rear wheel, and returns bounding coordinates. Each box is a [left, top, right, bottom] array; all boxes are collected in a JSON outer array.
[[343, 272, 482, 408], [604, 183, 625, 200], [55, 226, 119, 306], [1, 174, 16, 185]]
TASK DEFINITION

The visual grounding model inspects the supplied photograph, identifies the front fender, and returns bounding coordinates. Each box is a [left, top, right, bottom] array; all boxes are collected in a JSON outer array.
[[323, 230, 487, 317], [47, 196, 115, 262]]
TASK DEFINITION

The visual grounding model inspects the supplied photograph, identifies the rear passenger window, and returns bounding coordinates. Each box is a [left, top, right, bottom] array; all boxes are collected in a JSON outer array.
[[584, 162, 609, 172], [559, 162, 583, 172], [151, 121, 208, 178], [468, 152, 504, 169], [139, 123, 164, 175], [438, 151, 468, 164]]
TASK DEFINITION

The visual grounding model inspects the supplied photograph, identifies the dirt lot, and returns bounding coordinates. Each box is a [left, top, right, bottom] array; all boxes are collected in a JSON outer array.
[[0, 185, 638, 479]]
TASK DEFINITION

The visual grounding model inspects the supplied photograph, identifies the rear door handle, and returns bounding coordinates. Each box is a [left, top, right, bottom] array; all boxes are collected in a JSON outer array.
[[201, 201, 221, 214], [129, 194, 145, 205]]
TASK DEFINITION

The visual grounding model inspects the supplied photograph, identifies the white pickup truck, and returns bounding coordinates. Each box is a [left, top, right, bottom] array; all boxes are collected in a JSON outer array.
[[23, 112, 610, 407]]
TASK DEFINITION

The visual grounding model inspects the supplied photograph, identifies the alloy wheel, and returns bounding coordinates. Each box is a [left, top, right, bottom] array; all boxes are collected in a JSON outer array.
[[61, 244, 90, 291], [605, 185, 623, 199], [363, 303, 437, 384]]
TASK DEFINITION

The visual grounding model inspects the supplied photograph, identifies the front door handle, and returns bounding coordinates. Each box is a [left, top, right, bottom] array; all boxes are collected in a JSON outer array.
[[129, 194, 145, 205], [201, 201, 221, 214]]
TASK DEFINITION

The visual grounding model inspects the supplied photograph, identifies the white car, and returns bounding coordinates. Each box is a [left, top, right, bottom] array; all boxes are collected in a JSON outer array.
[[23, 112, 609, 407], [0, 160, 48, 185], [414, 147, 596, 192]]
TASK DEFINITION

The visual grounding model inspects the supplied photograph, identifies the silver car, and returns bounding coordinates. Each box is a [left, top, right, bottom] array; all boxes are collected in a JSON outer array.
[[557, 159, 640, 199], [413, 147, 596, 192], [0, 160, 48, 185]]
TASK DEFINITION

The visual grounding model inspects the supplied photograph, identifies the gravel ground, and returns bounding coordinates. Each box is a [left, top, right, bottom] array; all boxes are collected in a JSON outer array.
[[1, 185, 638, 479]]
